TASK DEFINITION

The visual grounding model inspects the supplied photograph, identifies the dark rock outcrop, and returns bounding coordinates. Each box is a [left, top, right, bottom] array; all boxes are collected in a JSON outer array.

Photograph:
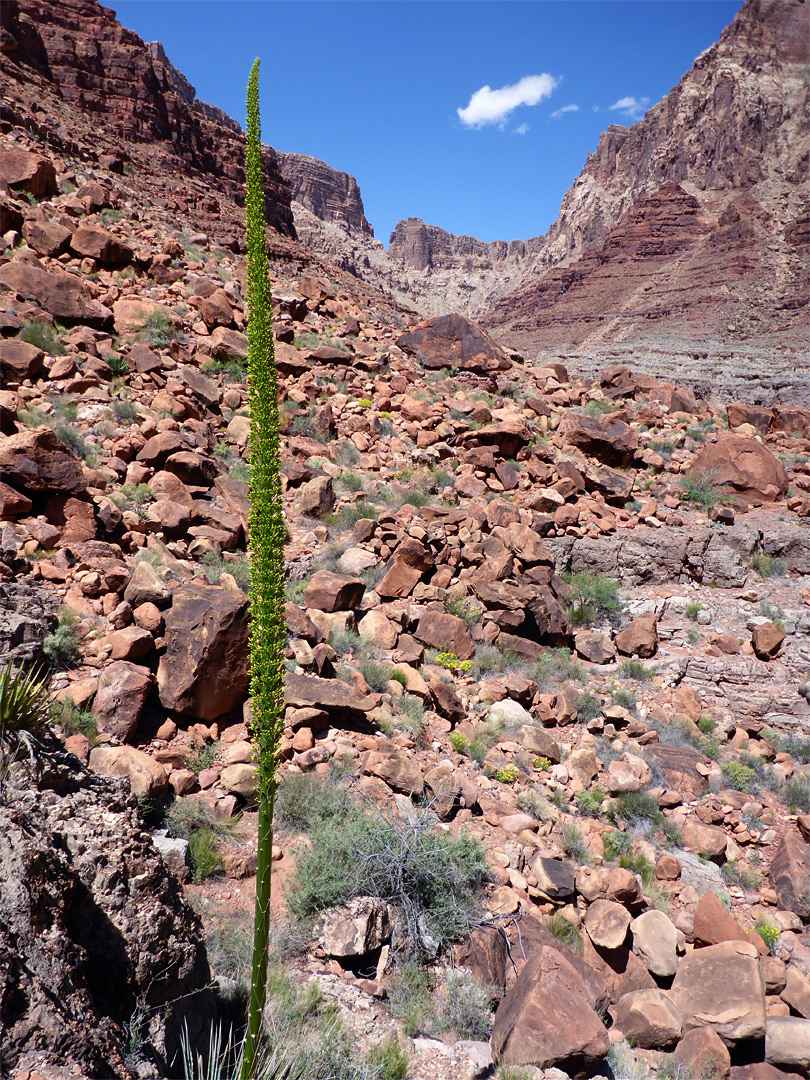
[[0, 748, 214, 1078]]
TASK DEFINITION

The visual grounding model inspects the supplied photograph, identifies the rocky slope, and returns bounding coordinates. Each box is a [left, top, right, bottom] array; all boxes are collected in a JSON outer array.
[[1, 2, 810, 1079]]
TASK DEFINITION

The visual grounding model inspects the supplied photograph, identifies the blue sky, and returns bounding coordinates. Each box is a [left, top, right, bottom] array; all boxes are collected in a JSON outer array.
[[114, 1, 742, 245]]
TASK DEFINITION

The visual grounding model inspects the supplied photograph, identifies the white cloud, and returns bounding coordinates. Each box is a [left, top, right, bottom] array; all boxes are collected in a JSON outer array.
[[457, 73, 558, 129], [551, 103, 579, 119], [609, 95, 650, 120], [513, 123, 530, 135]]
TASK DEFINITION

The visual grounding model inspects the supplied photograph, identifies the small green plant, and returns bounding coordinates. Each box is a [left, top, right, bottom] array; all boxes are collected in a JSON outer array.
[[545, 911, 583, 954], [575, 691, 602, 722], [685, 601, 702, 621], [753, 917, 780, 951], [113, 397, 138, 422], [748, 552, 787, 579], [200, 551, 251, 592], [187, 741, 220, 776], [678, 470, 725, 511], [562, 571, 624, 627], [388, 962, 433, 1037], [533, 757, 553, 771], [102, 351, 128, 377], [721, 760, 758, 793], [326, 500, 379, 529], [449, 731, 470, 754], [19, 318, 66, 356], [99, 207, 123, 224], [365, 1039, 409, 1080], [494, 764, 519, 785], [337, 470, 364, 492], [138, 311, 182, 350], [575, 788, 605, 817], [443, 592, 483, 628], [515, 788, 551, 821], [188, 828, 223, 882], [434, 651, 472, 673], [440, 970, 494, 1040], [561, 821, 593, 865], [42, 610, 81, 670], [583, 398, 621, 417], [783, 776, 810, 813], [56, 698, 98, 741], [620, 659, 654, 681], [0, 664, 51, 737], [54, 422, 91, 460]]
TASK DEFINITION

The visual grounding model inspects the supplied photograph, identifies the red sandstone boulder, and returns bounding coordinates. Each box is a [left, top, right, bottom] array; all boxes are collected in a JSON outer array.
[[491, 945, 610, 1070], [614, 614, 658, 658], [0, 338, 45, 380], [0, 426, 87, 495], [688, 435, 788, 502], [0, 256, 109, 324], [70, 224, 133, 266], [559, 413, 638, 467], [157, 584, 249, 720], [751, 621, 786, 660], [0, 149, 58, 198], [396, 313, 512, 374]]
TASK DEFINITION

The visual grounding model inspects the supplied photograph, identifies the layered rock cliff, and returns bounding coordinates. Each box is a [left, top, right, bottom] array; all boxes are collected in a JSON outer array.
[[269, 0, 809, 398], [0, 0, 296, 237]]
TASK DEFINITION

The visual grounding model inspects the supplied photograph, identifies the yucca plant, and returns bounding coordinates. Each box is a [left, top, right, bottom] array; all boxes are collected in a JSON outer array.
[[241, 58, 287, 1080], [0, 663, 51, 736]]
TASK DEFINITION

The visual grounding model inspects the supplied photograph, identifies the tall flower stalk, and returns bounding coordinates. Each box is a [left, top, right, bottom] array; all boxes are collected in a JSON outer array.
[[241, 57, 286, 1080]]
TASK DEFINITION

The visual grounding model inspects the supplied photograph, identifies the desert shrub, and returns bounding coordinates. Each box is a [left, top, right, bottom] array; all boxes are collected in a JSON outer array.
[[56, 698, 97, 741], [19, 318, 66, 355], [515, 788, 551, 821], [602, 828, 634, 862], [326, 500, 379, 529], [338, 470, 364, 492], [365, 1039, 410, 1080], [397, 694, 425, 742], [201, 356, 248, 382], [103, 351, 129, 377], [754, 917, 780, 951], [287, 799, 488, 956], [562, 571, 624, 627], [494, 764, 519, 785], [698, 714, 716, 734], [721, 760, 758, 793], [440, 970, 494, 1040], [616, 789, 663, 829], [748, 552, 787, 579], [186, 741, 220, 776], [545, 911, 583, 954], [610, 686, 638, 710], [188, 828, 223, 882], [575, 691, 602, 721], [443, 591, 483, 628], [200, 551, 251, 592], [138, 311, 182, 349], [450, 731, 469, 754], [54, 422, 91, 460], [620, 659, 654, 681], [112, 397, 138, 422], [583, 398, 621, 417], [575, 788, 605, 817], [42, 609, 81, 670], [721, 860, 761, 891], [359, 659, 395, 692], [685, 601, 702, 621], [561, 821, 593, 865], [388, 962, 433, 1037], [783, 776, 810, 814], [275, 772, 355, 835], [678, 470, 725, 511], [0, 664, 51, 737]]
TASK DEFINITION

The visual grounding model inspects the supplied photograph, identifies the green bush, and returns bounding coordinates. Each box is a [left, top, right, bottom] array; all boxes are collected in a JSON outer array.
[[19, 318, 66, 356], [287, 798, 488, 956], [721, 760, 758, 793], [678, 470, 725, 511], [575, 691, 602, 721], [574, 788, 605, 817], [186, 741, 220, 776], [494, 764, 519, 785], [440, 971, 494, 1040], [616, 789, 663, 828], [275, 773, 354, 835], [783, 777, 810, 814], [685, 601, 702, 621], [562, 571, 624, 627], [188, 828, 223, 882], [449, 731, 469, 753], [42, 610, 81, 670], [620, 659, 654, 681], [514, 788, 551, 821], [754, 918, 780, 951], [360, 659, 396, 692], [54, 422, 91, 460], [137, 311, 182, 350], [388, 962, 433, 1037], [200, 551, 251, 592], [443, 592, 483, 628], [326, 500, 379, 529], [103, 351, 129, 377], [749, 552, 787, 579], [561, 821, 593, 865], [698, 714, 716, 734], [112, 397, 138, 422], [56, 698, 98, 741], [365, 1039, 409, 1080]]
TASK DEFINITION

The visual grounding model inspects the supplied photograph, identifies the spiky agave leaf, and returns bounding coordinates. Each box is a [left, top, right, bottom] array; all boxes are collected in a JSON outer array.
[[0, 663, 51, 735]]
